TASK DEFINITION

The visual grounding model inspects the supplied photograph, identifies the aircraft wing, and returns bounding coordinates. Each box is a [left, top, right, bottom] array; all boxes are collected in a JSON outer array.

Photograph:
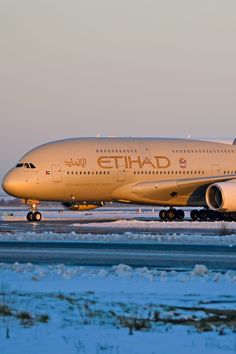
[[112, 175, 236, 205]]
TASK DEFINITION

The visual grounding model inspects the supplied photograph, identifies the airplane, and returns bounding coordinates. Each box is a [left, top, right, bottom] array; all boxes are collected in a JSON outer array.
[[2, 137, 236, 222]]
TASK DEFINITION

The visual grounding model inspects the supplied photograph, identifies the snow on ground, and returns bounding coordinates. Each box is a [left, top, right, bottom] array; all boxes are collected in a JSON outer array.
[[1, 208, 236, 352], [73, 218, 236, 231], [0, 263, 236, 354], [1, 230, 236, 246]]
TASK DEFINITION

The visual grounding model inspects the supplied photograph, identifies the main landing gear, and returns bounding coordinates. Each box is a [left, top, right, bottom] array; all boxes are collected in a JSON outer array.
[[159, 207, 236, 222], [158, 207, 236, 222], [190, 209, 236, 222], [159, 208, 185, 221]]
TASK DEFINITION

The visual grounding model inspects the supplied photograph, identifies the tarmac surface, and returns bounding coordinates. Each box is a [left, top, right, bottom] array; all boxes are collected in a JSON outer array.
[[1, 208, 236, 235], [1, 207, 236, 269], [0, 240, 236, 270]]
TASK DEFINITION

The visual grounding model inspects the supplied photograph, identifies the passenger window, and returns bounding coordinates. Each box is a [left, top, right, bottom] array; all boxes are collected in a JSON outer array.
[[30, 163, 36, 169], [24, 163, 30, 169]]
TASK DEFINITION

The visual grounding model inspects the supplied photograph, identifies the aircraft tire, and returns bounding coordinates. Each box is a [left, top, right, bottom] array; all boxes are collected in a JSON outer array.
[[230, 212, 236, 222], [176, 209, 185, 221], [159, 209, 167, 221], [26, 212, 33, 222], [33, 212, 42, 222], [208, 210, 222, 221], [208, 210, 216, 221], [166, 209, 176, 221], [222, 213, 232, 221], [198, 209, 208, 221], [190, 209, 199, 221]]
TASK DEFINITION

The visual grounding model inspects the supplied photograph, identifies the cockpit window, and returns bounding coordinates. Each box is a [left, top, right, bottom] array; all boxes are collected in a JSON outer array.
[[16, 162, 36, 169]]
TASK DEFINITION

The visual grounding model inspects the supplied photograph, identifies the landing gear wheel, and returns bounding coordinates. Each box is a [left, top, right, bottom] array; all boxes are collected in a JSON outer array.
[[223, 213, 232, 221], [198, 209, 208, 221], [26, 212, 34, 222], [190, 209, 199, 221], [33, 212, 42, 222], [208, 210, 219, 221], [176, 209, 185, 221], [229, 212, 236, 222], [166, 209, 176, 221], [159, 209, 167, 221]]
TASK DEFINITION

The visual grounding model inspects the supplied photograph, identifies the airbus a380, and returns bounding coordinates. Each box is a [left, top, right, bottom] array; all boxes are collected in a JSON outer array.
[[2, 137, 236, 222]]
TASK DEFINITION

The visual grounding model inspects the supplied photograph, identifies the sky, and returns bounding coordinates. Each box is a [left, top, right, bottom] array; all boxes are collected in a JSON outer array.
[[1, 0, 236, 188]]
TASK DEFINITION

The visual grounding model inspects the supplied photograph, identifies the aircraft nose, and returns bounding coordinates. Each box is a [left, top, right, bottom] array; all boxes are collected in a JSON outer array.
[[2, 171, 21, 197]]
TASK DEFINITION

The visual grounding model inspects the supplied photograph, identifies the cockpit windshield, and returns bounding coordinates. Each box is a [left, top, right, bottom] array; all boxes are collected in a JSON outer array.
[[16, 163, 36, 169]]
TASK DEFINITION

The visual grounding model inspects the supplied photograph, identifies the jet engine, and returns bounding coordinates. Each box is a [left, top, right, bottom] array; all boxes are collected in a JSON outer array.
[[61, 202, 104, 211], [206, 180, 236, 212]]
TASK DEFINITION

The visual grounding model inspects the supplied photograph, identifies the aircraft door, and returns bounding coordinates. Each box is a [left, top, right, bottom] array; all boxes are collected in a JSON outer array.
[[117, 168, 126, 182], [117, 159, 126, 182], [116, 156, 126, 182], [139, 143, 151, 160], [52, 165, 62, 182], [211, 164, 220, 177]]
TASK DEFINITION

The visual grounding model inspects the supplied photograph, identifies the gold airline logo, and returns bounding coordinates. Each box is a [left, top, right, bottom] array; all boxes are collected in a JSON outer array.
[[97, 155, 171, 169], [65, 158, 87, 168]]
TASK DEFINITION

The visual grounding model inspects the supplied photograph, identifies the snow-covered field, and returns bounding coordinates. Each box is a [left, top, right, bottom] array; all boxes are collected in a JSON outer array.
[[0, 263, 236, 354], [1, 208, 236, 353]]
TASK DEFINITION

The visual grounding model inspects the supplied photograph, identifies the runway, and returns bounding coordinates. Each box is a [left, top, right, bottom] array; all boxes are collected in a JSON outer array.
[[1, 218, 236, 236], [1, 207, 236, 235], [0, 241, 236, 270], [1, 207, 236, 269]]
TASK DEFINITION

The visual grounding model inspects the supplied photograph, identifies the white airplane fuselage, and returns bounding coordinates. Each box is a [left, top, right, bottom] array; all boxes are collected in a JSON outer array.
[[2, 138, 236, 219]]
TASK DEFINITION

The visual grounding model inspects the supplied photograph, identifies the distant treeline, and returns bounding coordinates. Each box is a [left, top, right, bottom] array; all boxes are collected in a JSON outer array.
[[0, 198, 60, 207], [0, 198, 141, 208], [0, 198, 21, 206]]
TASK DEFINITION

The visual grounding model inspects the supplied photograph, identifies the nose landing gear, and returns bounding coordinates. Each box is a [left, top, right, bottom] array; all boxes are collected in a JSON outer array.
[[25, 200, 42, 222], [26, 211, 42, 222]]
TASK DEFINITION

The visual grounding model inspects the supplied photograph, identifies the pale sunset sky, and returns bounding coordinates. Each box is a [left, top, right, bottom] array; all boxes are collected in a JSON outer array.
[[1, 0, 236, 189]]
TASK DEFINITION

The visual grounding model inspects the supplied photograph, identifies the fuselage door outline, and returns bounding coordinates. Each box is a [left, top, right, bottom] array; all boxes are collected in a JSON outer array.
[[51, 164, 62, 182]]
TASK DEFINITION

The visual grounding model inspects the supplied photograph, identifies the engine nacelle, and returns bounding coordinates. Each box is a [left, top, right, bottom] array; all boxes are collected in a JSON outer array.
[[61, 202, 104, 211], [206, 180, 236, 212]]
